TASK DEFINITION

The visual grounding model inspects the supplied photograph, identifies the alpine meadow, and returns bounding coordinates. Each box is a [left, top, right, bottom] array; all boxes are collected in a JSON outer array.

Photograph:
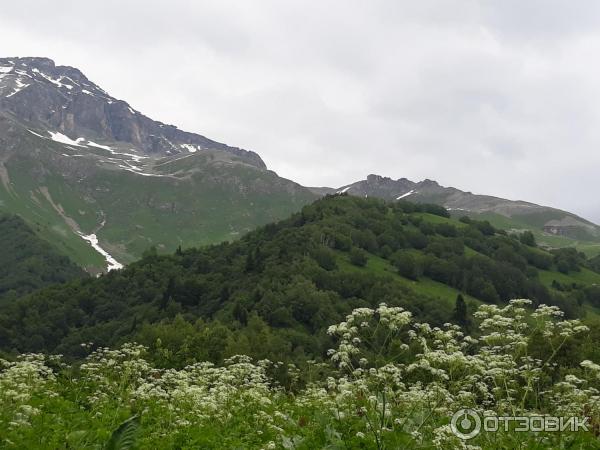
[[2, 2, 600, 449]]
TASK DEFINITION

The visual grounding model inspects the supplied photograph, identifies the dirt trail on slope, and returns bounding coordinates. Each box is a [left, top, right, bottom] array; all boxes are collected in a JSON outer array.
[[38, 186, 82, 234]]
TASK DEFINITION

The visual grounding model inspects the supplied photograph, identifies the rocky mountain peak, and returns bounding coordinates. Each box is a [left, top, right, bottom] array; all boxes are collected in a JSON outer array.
[[0, 57, 265, 168], [419, 179, 440, 188], [366, 174, 387, 182]]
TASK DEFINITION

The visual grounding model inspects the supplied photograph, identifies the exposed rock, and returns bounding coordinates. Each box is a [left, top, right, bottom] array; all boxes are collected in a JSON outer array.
[[0, 57, 265, 168]]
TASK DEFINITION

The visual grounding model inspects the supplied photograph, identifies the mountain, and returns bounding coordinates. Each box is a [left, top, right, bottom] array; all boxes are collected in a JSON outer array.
[[0, 57, 264, 165], [0, 213, 85, 304], [2, 194, 598, 360], [335, 174, 600, 254], [2, 56, 598, 275], [0, 57, 318, 273]]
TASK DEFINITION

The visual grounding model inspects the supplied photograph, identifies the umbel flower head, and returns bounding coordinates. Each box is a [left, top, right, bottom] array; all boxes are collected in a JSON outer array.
[[0, 299, 597, 449]]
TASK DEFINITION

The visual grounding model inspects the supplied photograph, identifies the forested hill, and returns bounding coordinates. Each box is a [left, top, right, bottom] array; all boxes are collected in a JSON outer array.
[[2, 195, 600, 364], [0, 214, 86, 303]]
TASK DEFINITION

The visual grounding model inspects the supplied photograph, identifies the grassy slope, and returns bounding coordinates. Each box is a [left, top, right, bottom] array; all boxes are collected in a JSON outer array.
[[336, 251, 482, 310], [538, 267, 600, 287], [330, 211, 484, 311], [461, 211, 600, 256], [344, 212, 600, 317], [90, 162, 316, 262], [328, 208, 600, 318], [0, 128, 317, 272], [0, 161, 106, 270]]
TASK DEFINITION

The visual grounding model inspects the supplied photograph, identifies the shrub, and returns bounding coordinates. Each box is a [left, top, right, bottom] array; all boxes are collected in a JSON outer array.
[[349, 248, 368, 267]]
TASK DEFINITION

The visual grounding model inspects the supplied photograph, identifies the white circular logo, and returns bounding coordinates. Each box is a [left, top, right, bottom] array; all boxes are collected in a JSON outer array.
[[451, 408, 481, 440]]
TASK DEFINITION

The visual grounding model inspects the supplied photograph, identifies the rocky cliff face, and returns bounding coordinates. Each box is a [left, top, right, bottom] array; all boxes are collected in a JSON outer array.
[[337, 174, 415, 199], [0, 57, 265, 167]]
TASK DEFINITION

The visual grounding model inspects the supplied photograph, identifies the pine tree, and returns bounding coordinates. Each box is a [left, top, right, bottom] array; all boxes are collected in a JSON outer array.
[[160, 277, 176, 310], [245, 250, 256, 272], [233, 301, 249, 326], [453, 294, 469, 328]]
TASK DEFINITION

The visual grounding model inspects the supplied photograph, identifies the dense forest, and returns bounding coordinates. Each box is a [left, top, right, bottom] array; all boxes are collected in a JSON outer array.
[[2, 195, 600, 367], [0, 213, 85, 304]]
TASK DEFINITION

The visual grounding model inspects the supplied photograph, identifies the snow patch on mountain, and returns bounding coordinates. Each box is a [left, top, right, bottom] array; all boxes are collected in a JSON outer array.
[[27, 129, 48, 139], [38, 72, 73, 90], [106, 148, 148, 163], [49, 132, 86, 147], [27, 130, 155, 175], [5, 78, 30, 97], [396, 190, 416, 200], [121, 167, 167, 177], [76, 140, 148, 164], [87, 141, 112, 151], [180, 144, 202, 153], [78, 232, 123, 271]]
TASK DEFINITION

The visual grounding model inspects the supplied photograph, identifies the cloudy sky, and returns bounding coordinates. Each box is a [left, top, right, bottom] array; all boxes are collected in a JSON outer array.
[[2, 1, 600, 220]]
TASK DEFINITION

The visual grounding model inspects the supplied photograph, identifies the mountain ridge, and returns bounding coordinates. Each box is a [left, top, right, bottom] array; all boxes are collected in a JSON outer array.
[[0, 57, 318, 272], [0, 56, 265, 167], [2, 55, 599, 272], [331, 174, 600, 253]]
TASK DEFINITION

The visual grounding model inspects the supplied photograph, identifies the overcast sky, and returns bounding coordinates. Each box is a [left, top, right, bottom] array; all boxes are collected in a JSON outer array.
[[2, 1, 600, 220]]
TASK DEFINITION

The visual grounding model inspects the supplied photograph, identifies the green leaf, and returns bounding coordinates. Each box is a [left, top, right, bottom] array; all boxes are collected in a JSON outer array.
[[104, 415, 140, 450]]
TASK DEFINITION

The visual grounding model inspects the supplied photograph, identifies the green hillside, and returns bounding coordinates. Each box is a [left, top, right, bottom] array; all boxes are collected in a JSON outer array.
[[0, 121, 317, 273], [466, 210, 600, 256], [2, 195, 599, 364], [337, 175, 600, 255], [0, 213, 85, 304]]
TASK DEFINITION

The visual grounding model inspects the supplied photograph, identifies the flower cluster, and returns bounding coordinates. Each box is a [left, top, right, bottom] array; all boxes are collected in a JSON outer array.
[[0, 354, 57, 428], [0, 299, 598, 449]]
